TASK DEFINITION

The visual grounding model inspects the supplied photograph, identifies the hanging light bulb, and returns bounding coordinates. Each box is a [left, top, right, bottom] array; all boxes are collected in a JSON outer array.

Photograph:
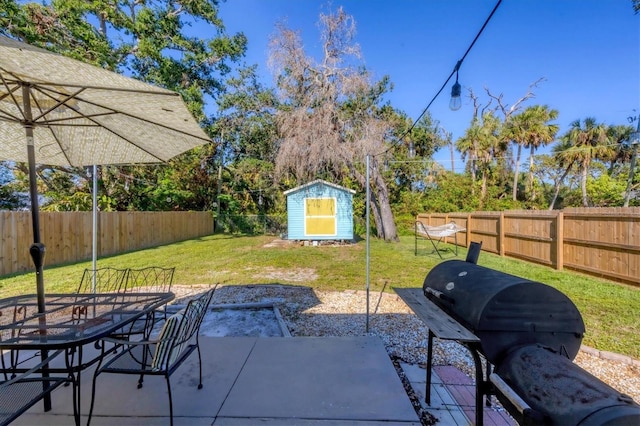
[[408, 141, 416, 158], [449, 61, 462, 111], [449, 79, 462, 111]]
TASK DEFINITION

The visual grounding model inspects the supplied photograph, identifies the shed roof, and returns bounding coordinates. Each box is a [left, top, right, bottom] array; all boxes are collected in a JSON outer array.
[[283, 179, 356, 196]]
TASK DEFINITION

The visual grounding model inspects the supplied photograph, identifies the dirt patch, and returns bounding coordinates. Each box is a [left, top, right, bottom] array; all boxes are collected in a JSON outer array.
[[252, 266, 318, 283], [263, 239, 356, 247]]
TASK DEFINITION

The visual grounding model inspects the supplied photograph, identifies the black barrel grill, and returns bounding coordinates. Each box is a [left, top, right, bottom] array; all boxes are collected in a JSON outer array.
[[422, 260, 640, 425]]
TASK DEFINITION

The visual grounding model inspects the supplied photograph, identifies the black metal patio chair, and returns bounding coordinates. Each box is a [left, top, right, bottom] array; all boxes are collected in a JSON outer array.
[[126, 267, 175, 319], [87, 287, 215, 426], [0, 349, 69, 426], [77, 267, 129, 294], [112, 267, 176, 340]]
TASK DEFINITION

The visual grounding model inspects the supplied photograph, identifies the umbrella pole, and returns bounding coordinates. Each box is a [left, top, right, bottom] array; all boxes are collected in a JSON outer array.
[[22, 85, 46, 315], [26, 128, 46, 313], [23, 85, 52, 412], [92, 165, 97, 292]]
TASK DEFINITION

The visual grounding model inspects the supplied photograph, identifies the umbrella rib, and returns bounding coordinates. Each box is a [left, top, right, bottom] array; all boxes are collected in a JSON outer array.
[[38, 112, 117, 125], [31, 87, 86, 121], [2, 74, 209, 142], [40, 123, 74, 167], [0, 75, 26, 121], [25, 82, 210, 142], [57, 92, 210, 142], [47, 103, 167, 163], [0, 67, 175, 96], [1, 76, 176, 96]]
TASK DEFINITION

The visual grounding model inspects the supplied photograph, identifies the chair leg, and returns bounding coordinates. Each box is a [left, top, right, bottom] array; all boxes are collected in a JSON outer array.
[[166, 375, 174, 426], [137, 346, 152, 388], [88, 370, 101, 425], [88, 345, 110, 425], [197, 343, 203, 389]]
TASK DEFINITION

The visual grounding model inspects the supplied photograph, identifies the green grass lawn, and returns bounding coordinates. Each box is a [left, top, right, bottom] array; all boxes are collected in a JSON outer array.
[[1, 233, 638, 359]]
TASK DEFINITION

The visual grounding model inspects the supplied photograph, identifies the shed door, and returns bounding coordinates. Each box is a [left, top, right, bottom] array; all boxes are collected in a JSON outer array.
[[305, 198, 337, 236]]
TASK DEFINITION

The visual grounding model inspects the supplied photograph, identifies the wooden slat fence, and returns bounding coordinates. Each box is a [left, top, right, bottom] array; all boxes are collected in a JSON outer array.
[[417, 207, 640, 286], [0, 211, 214, 276]]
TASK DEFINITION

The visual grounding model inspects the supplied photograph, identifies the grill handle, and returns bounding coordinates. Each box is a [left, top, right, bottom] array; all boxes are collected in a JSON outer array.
[[424, 286, 455, 305], [490, 373, 544, 423]]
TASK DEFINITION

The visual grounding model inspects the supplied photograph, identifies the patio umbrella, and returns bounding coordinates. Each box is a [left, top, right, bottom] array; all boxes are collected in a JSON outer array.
[[0, 35, 211, 315]]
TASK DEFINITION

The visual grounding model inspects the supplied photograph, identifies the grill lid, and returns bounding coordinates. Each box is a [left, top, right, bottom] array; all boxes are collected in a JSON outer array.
[[423, 260, 585, 363]]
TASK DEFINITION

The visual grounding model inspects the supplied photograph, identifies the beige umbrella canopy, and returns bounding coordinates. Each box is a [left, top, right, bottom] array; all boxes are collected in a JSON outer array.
[[0, 34, 210, 318], [0, 35, 210, 167]]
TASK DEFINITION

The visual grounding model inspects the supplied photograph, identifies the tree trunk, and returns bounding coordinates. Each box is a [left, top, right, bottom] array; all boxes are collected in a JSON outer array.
[[549, 161, 575, 210], [371, 168, 398, 241], [480, 165, 488, 208], [354, 162, 398, 242], [512, 144, 522, 201], [449, 139, 456, 173], [623, 143, 638, 207], [580, 161, 589, 207], [528, 145, 536, 201]]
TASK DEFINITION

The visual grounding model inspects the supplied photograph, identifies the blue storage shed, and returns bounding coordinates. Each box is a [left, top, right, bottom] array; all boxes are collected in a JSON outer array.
[[283, 180, 356, 241]]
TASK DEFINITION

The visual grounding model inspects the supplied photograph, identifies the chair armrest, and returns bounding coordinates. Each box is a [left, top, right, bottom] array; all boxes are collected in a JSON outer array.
[[101, 336, 164, 347]]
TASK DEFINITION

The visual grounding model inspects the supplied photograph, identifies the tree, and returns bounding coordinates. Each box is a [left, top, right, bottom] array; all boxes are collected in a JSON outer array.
[[1, 0, 247, 212], [586, 163, 627, 207], [548, 139, 579, 210], [0, 163, 22, 210], [606, 122, 638, 207], [456, 119, 481, 192], [604, 124, 633, 174], [519, 105, 559, 200], [457, 88, 507, 206], [485, 79, 544, 201], [211, 65, 280, 224], [214, 65, 279, 164], [268, 7, 400, 241], [475, 111, 502, 205], [559, 118, 610, 207]]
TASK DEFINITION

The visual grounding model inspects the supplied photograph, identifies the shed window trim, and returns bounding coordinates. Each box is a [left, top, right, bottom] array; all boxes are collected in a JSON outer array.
[[304, 197, 337, 236]]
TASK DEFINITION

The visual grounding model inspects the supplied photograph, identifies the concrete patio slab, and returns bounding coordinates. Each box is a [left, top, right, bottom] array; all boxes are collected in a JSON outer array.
[[13, 336, 421, 425], [217, 337, 418, 424]]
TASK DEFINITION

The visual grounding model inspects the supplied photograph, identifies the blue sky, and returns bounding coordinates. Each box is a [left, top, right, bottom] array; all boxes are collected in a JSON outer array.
[[215, 0, 639, 170]]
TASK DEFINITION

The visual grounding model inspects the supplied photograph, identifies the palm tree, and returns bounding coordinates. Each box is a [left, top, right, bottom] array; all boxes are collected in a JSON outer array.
[[549, 139, 577, 210], [503, 105, 559, 201], [522, 106, 559, 200], [477, 112, 502, 204], [456, 118, 482, 195], [559, 118, 610, 207], [503, 112, 528, 201], [604, 124, 634, 174]]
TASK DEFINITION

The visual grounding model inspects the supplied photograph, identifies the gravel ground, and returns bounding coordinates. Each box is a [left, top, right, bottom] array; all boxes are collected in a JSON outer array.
[[174, 283, 640, 403]]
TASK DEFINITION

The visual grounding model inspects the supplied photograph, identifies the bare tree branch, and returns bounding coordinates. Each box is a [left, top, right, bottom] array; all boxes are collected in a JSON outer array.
[[485, 77, 546, 120]]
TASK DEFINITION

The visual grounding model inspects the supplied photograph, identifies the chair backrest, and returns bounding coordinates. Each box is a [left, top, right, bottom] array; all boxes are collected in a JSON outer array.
[[150, 288, 214, 371], [126, 267, 175, 293], [78, 268, 128, 293]]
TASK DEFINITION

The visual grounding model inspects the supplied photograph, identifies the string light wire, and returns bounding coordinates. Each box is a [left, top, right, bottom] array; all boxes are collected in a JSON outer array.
[[396, 0, 504, 145]]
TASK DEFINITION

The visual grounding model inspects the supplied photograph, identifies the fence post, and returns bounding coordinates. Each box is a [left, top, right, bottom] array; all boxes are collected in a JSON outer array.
[[499, 212, 505, 256], [466, 213, 471, 248], [556, 211, 564, 271]]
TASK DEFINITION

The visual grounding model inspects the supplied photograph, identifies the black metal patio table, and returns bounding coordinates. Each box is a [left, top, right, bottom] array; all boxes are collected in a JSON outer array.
[[0, 292, 174, 425]]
